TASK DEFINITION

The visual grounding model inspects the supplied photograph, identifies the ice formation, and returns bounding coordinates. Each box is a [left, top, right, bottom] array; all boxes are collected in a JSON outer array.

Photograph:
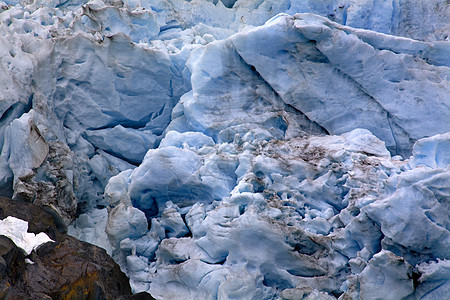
[[0, 0, 449, 299]]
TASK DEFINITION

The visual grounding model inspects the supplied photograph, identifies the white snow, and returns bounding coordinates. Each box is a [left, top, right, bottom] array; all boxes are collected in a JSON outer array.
[[0, 216, 54, 256]]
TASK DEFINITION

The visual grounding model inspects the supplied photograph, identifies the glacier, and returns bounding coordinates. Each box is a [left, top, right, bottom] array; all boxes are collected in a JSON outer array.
[[0, 0, 449, 299]]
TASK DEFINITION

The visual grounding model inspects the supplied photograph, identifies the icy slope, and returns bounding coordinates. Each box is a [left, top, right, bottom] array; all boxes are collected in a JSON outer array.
[[0, 0, 448, 299], [106, 129, 450, 299]]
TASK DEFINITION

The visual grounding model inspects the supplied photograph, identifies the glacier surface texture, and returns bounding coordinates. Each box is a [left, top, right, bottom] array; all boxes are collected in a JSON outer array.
[[0, 0, 449, 299]]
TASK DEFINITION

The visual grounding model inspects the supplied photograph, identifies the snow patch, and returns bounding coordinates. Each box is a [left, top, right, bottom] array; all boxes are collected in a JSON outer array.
[[0, 216, 54, 255]]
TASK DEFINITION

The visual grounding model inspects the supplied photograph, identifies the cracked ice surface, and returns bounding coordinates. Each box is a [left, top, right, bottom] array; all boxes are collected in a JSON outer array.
[[0, 0, 448, 299], [106, 129, 450, 299]]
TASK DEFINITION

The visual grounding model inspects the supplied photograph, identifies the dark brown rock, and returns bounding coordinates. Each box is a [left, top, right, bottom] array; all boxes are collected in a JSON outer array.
[[23, 235, 132, 299], [0, 196, 63, 241], [0, 236, 28, 299]]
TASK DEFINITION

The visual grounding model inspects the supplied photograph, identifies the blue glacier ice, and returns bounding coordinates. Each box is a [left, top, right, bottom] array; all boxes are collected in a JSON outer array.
[[0, 0, 449, 299]]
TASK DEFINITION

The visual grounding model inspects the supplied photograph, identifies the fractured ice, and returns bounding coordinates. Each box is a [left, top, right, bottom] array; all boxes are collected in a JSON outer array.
[[0, 0, 449, 299]]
